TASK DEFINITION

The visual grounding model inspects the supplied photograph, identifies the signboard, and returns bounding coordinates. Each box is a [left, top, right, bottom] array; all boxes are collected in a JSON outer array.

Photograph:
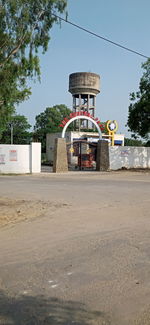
[[9, 150, 17, 161], [0, 154, 5, 165], [106, 120, 118, 133]]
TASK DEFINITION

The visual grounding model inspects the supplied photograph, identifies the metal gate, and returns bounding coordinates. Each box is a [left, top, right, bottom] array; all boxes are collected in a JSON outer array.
[[66, 140, 97, 170]]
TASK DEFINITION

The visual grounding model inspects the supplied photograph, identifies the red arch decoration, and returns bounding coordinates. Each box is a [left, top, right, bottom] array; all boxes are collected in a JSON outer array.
[[59, 111, 105, 132]]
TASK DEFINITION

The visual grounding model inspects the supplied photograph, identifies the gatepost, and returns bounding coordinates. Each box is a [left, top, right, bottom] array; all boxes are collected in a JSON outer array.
[[53, 138, 68, 173], [96, 140, 110, 171]]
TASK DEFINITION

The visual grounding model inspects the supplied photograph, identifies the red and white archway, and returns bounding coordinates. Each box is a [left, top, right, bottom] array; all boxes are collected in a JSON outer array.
[[59, 111, 105, 139]]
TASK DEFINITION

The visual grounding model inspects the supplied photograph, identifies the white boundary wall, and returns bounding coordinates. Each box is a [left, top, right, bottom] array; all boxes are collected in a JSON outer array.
[[109, 146, 150, 170], [0, 143, 41, 174]]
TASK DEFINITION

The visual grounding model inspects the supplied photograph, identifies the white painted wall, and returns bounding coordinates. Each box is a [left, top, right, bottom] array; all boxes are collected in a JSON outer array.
[[30, 142, 41, 173], [147, 147, 150, 168], [109, 146, 150, 170], [0, 143, 41, 174]]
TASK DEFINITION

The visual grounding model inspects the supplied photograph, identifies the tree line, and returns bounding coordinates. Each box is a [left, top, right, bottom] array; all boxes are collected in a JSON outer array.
[[0, 104, 71, 152], [0, 101, 149, 152]]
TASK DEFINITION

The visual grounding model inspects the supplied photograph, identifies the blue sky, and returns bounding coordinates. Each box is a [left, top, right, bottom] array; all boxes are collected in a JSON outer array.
[[17, 0, 150, 136]]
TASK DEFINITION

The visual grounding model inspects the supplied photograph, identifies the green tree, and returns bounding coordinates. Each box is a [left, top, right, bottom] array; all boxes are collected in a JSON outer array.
[[124, 138, 143, 146], [0, 60, 31, 138], [34, 105, 71, 152], [0, 0, 67, 137], [0, 114, 32, 144], [127, 58, 150, 141]]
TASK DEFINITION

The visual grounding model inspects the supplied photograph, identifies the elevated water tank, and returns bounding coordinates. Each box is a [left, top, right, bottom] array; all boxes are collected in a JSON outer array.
[[69, 72, 100, 96]]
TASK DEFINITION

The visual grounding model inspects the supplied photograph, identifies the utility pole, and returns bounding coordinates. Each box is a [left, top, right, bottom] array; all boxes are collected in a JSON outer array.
[[10, 123, 13, 144]]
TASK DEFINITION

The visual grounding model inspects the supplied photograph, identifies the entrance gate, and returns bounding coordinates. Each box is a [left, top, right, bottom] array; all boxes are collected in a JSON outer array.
[[60, 112, 103, 171], [66, 140, 97, 170]]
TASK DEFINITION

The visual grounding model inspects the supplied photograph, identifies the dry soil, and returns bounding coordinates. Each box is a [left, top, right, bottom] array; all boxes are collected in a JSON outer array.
[[0, 171, 150, 325]]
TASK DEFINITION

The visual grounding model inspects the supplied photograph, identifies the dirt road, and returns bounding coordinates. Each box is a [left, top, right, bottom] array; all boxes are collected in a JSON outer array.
[[0, 171, 150, 325]]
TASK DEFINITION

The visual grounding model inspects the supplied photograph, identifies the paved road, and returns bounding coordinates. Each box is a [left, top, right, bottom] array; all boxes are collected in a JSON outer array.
[[0, 171, 150, 325]]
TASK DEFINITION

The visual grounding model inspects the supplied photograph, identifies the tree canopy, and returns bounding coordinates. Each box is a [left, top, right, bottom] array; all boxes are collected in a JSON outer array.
[[127, 58, 150, 141], [124, 138, 144, 147], [0, 114, 31, 144], [0, 0, 67, 137], [34, 104, 71, 152]]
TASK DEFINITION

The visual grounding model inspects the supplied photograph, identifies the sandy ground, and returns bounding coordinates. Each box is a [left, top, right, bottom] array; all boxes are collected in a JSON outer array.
[[0, 197, 68, 228], [0, 171, 150, 325]]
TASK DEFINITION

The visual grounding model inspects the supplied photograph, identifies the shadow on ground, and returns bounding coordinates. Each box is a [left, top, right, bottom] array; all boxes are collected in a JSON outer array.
[[0, 290, 111, 325]]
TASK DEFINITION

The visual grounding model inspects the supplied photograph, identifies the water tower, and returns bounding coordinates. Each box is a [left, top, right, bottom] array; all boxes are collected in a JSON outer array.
[[69, 72, 100, 129]]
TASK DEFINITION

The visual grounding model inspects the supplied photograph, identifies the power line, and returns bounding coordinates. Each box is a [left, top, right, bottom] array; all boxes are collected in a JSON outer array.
[[52, 13, 149, 60]]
